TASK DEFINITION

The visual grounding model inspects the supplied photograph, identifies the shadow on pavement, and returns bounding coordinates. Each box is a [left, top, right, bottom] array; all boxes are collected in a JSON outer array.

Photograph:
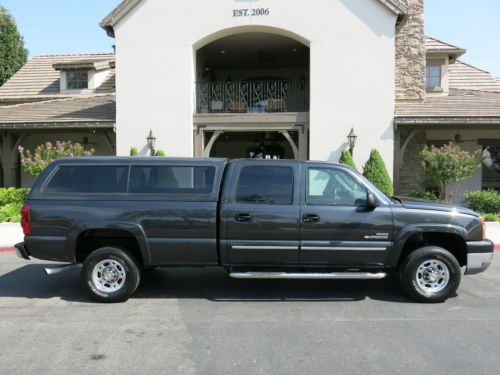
[[0, 264, 415, 304]]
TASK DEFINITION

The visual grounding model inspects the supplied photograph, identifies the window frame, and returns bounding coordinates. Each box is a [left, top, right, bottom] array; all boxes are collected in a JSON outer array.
[[426, 64, 442, 91], [234, 164, 295, 206], [482, 145, 500, 191], [66, 70, 89, 90], [305, 167, 369, 207]]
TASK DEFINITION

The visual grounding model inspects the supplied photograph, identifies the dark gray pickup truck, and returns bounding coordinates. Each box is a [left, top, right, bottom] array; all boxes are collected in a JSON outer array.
[[16, 157, 494, 303]]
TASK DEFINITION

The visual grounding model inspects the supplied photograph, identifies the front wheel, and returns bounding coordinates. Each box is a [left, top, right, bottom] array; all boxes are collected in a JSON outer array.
[[400, 246, 461, 303], [81, 247, 141, 303]]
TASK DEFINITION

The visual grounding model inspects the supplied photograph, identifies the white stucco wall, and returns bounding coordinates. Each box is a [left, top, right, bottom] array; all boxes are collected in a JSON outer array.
[[112, 0, 397, 172]]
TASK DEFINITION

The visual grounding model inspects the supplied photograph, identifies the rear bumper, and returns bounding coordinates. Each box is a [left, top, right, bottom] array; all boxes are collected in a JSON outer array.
[[465, 240, 494, 275], [14, 242, 30, 260]]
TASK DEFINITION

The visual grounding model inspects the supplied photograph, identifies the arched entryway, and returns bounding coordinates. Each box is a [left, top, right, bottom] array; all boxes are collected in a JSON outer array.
[[193, 27, 310, 160]]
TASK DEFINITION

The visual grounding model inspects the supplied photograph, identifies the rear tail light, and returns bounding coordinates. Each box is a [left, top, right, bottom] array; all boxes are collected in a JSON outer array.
[[20, 204, 31, 236]]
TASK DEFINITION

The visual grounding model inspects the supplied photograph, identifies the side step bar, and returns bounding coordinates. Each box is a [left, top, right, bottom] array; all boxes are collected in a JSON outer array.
[[229, 272, 387, 280], [45, 264, 81, 275]]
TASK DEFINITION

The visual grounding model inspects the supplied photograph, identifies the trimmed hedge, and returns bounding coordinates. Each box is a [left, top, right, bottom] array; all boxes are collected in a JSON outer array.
[[363, 149, 394, 196], [339, 149, 357, 170], [464, 190, 500, 215]]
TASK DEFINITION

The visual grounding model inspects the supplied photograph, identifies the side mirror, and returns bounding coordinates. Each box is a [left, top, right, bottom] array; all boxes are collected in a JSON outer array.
[[366, 192, 379, 210]]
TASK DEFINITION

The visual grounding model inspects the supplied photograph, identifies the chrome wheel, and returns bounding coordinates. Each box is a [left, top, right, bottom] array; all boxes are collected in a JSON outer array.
[[415, 259, 449, 294], [92, 259, 127, 293]]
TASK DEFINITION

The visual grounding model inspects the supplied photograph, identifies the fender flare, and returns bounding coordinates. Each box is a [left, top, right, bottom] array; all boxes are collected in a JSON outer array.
[[388, 223, 467, 267], [65, 221, 152, 266]]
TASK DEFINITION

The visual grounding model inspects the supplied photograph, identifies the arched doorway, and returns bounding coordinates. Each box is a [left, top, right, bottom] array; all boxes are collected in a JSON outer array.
[[193, 28, 310, 160]]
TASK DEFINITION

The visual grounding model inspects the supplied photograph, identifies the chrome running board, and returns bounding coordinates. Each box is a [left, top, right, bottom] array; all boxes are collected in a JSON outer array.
[[45, 264, 81, 275], [229, 272, 387, 280]]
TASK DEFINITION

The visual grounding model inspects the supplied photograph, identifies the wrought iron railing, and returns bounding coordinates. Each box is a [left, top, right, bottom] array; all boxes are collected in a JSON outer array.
[[195, 80, 309, 114]]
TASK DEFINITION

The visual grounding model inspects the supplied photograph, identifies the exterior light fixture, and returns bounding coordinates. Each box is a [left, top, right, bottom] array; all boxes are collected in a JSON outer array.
[[347, 127, 357, 155], [147, 130, 157, 156]]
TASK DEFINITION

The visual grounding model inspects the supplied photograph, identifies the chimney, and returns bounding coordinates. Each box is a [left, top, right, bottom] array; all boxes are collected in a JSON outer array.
[[395, 0, 425, 101]]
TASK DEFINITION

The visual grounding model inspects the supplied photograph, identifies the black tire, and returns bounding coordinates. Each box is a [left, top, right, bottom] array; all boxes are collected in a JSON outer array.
[[81, 247, 141, 303], [400, 246, 461, 303]]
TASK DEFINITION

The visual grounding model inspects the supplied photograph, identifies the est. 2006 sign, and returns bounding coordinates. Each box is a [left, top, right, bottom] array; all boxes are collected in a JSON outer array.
[[233, 8, 270, 17]]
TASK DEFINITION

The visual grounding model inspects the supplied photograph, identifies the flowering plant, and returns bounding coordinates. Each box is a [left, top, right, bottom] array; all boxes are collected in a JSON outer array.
[[19, 141, 95, 177]]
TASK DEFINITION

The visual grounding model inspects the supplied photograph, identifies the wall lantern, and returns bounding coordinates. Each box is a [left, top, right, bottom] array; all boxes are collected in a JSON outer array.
[[347, 127, 358, 155], [146, 130, 157, 156]]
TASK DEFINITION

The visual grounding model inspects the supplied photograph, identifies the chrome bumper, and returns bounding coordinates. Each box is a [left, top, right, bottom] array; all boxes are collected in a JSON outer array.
[[465, 250, 494, 275]]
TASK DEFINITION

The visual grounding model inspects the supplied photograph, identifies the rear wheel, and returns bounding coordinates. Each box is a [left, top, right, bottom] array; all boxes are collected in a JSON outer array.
[[400, 246, 461, 303], [81, 247, 141, 303]]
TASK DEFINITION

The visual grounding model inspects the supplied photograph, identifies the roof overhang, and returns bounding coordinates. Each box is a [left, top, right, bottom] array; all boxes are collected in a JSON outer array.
[[0, 121, 115, 130], [101, 0, 408, 38], [395, 117, 500, 126], [53, 60, 114, 71]]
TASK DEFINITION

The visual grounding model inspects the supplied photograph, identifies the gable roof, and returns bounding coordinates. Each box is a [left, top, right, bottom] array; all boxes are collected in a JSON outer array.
[[449, 60, 500, 93], [101, 0, 408, 36], [425, 36, 466, 59], [0, 94, 116, 128], [0, 54, 115, 102]]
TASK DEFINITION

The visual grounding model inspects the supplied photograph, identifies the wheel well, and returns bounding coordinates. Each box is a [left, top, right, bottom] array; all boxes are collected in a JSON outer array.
[[75, 229, 143, 265], [399, 232, 467, 267]]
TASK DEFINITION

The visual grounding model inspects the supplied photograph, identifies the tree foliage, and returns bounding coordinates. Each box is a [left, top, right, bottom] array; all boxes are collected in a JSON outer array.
[[19, 141, 95, 177], [421, 142, 481, 203], [363, 149, 394, 196], [339, 149, 357, 170], [0, 6, 28, 86]]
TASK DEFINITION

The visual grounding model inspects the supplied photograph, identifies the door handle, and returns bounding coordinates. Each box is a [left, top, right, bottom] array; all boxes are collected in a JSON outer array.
[[302, 214, 320, 223], [235, 213, 252, 222]]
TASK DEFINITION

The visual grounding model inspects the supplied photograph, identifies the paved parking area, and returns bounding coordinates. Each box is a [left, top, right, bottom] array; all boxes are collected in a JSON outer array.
[[0, 253, 499, 375]]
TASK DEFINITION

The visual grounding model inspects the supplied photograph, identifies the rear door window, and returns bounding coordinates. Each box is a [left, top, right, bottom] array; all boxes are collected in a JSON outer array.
[[44, 165, 129, 194], [235, 165, 294, 205], [129, 165, 215, 194]]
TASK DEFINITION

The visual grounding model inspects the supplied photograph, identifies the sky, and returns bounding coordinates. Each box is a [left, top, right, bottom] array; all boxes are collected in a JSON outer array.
[[1, 0, 499, 76]]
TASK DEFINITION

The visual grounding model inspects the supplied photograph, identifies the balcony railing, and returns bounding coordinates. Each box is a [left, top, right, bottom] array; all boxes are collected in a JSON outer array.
[[196, 80, 309, 114]]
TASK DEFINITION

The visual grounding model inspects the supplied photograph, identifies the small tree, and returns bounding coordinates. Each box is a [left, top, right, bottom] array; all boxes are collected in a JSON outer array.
[[339, 149, 357, 170], [129, 147, 138, 156], [421, 142, 481, 203], [19, 141, 95, 177], [363, 149, 394, 195], [0, 6, 28, 86], [155, 150, 166, 157]]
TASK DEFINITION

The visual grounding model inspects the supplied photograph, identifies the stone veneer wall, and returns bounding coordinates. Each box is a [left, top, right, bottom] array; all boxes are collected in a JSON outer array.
[[395, 0, 425, 101], [398, 129, 427, 194]]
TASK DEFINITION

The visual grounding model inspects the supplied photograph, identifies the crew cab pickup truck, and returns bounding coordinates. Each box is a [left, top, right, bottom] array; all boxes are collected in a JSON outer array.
[[15, 157, 494, 303]]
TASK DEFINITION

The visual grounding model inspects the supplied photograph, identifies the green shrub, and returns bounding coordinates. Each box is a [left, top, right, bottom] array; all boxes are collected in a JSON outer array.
[[0, 188, 29, 206], [339, 149, 357, 170], [0, 203, 22, 222], [407, 191, 439, 201], [363, 149, 394, 196], [483, 213, 500, 222], [155, 150, 166, 157], [130, 147, 138, 156], [464, 190, 500, 215]]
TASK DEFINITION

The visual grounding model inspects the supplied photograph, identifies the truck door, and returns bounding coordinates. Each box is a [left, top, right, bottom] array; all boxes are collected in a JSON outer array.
[[300, 166, 393, 267], [222, 162, 301, 265]]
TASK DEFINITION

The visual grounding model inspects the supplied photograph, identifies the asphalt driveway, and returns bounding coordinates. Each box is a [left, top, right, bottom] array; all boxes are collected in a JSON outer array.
[[0, 253, 499, 374]]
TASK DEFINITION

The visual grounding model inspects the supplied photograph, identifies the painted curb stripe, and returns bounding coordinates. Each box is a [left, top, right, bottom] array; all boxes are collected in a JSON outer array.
[[0, 246, 15, 253]]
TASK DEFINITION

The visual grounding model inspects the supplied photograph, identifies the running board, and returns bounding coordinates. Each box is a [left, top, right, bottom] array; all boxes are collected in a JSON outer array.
[[229, 272, 387, 280], [45, 264, 81, 275]]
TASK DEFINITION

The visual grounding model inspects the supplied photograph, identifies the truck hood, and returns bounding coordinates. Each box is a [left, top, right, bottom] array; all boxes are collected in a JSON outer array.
[[394, 196, 479, 217]]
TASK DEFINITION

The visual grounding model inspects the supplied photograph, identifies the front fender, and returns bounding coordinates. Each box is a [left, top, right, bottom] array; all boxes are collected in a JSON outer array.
[[387, 223, 468, 267], [65, 221, 152, 266]]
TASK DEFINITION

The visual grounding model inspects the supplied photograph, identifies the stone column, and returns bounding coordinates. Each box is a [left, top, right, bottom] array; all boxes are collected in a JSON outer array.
[[395, 0, 425, 101]]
